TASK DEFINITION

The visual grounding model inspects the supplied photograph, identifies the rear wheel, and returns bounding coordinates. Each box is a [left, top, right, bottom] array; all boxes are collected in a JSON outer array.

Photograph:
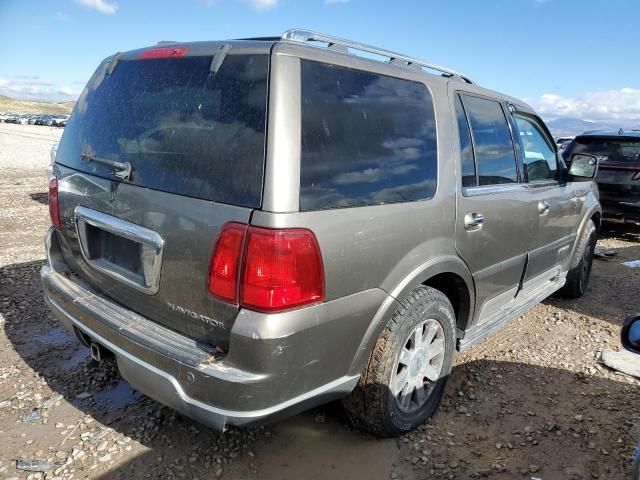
[[343, 286, 456, 437], [558, 219, 596, 298]]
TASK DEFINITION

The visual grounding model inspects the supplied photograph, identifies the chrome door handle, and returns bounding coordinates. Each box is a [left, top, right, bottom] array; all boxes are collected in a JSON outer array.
[[464, 212, 484, 231], [538, 200, 550, 215]]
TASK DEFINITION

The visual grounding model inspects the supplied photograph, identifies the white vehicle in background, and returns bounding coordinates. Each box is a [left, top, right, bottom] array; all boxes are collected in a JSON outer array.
[[52, 116, 69, 127]]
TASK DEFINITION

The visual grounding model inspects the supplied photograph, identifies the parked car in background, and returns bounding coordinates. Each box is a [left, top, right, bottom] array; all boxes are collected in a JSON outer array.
[[562, 130, 640, 223], [41, 30, 601, 437], [52, 116, 69, 127], [556, 136, 574, 152]]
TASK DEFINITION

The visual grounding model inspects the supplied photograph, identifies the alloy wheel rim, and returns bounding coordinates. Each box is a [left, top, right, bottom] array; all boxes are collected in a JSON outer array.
[[391, 318, 445, 413]]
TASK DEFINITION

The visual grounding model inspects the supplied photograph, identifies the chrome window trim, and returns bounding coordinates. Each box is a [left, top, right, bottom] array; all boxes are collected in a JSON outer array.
[[526, 180, 559, 189], [74, 206, 164, 295], [463, 183, 529, 197]]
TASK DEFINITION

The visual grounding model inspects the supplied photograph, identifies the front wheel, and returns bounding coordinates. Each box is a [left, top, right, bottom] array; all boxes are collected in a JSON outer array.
[[558, 219, 596, 298], [342, 286, 456, 437]]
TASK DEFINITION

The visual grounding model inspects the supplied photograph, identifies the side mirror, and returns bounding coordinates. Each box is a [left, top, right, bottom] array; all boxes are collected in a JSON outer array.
[[621, 314, 640, 354], [568, 154, 598, 181]]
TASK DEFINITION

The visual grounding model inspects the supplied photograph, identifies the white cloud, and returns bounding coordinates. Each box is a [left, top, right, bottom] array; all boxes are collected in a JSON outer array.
[[531, 88, 640, 122], [0, 76, 80, 102], [58, 86, 77, 96], [325, 0, 350, 3], [247, 0, 277, 10], [75, 0, 118, 15]]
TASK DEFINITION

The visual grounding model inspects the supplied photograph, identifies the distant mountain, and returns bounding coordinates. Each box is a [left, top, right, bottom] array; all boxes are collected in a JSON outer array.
[[544, 117, 640, 138], [0, 95, 73, 115]]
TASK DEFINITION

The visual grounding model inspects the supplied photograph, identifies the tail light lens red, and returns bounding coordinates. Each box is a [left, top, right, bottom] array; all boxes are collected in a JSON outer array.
[[208, 223, 247, 303], [208, 223, 325, 312], [48, 176, 61, 230], [241, 227, 325, 312]]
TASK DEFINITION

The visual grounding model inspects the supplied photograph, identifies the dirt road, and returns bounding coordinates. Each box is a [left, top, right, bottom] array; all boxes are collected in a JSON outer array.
[[1, 124, 640, 479]]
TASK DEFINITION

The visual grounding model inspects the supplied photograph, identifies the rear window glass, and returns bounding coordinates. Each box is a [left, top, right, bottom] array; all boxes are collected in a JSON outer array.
[[460, 95, 518, 186], [563, 137, 640, 164], [454, 94, 476, 188], [299, 61, 437, 210], [56, 54, 269, 207]]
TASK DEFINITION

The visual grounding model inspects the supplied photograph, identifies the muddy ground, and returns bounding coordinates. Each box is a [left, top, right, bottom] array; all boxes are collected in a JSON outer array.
[[1, 124, 640, 479]]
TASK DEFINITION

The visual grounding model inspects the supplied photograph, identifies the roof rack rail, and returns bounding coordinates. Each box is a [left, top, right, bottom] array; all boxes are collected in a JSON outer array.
[[281, 29, 475, 84]]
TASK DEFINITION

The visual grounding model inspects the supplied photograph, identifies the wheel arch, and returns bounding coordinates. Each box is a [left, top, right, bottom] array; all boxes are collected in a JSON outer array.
[[422, 272, 472, 334], [566, 196, 602, 270], [388, 255, 475, 332], [347, 256, 475, 376]]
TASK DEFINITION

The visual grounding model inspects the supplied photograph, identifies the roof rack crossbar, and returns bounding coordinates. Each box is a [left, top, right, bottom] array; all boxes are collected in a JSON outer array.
[[281, 29, 475, 84]]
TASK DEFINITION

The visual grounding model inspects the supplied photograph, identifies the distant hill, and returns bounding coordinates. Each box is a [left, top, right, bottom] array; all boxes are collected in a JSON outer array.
[[545, 117, 640, 138], [0, 96, 73, 115]]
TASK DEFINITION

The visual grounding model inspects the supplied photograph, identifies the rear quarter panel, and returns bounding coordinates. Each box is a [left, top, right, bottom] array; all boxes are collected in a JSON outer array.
[[256, 51, 461, 303]]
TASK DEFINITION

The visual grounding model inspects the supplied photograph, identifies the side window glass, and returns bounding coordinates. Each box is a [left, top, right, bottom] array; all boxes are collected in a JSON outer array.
[[461, 95, 518, 186], [454, 94, 476, 188], [514, 115, 558, 183], [299, 61, 438, 210]]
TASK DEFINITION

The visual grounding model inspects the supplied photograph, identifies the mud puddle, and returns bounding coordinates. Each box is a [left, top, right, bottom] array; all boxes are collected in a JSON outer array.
[[59, 347, 90, 370], [92, 380, 142, 409], [254, 407, 400, 480]]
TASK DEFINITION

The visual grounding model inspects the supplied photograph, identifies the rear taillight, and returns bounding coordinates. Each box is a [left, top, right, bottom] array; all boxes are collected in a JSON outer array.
[[48, 176, 61, 230], [241, 227, 325, 312], [208, 223, 247, 303], [208, 224, 325, 312]]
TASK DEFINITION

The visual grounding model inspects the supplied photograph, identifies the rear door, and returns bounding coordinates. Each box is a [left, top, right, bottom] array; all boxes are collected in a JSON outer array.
[[53, 47, 270, 348], [511, 113, 579, 285], [453, 92, 532, 324]]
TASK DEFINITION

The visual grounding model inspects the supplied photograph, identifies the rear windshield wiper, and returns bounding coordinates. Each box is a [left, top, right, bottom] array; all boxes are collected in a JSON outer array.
[[81, 152, 132, 181]]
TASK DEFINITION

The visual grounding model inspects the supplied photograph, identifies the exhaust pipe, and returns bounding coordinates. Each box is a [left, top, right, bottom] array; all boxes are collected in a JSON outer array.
[[90, 342, 113, 362]]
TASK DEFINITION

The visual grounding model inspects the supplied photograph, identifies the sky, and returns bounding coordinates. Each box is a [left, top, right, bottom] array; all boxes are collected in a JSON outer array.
[[1, 0, 639, 125]]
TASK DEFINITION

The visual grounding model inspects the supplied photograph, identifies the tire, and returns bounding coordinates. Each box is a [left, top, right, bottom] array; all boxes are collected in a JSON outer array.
[[343, 286, 456, 437], [558, 219, 597, 298]]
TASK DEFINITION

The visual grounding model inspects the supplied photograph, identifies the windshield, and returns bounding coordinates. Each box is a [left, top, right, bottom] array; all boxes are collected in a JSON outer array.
[[56, 54, 269, 207], [563, 137, 640, 164]]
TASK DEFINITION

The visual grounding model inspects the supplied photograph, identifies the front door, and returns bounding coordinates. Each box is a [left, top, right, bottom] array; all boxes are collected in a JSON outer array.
[[452, 92, 533, 324], [510, 113, 580, 287]]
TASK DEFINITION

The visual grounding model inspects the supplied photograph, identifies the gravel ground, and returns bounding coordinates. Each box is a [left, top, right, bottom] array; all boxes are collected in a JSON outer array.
[[1, 124, 640, 480], [0, 124, 61, 169]]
